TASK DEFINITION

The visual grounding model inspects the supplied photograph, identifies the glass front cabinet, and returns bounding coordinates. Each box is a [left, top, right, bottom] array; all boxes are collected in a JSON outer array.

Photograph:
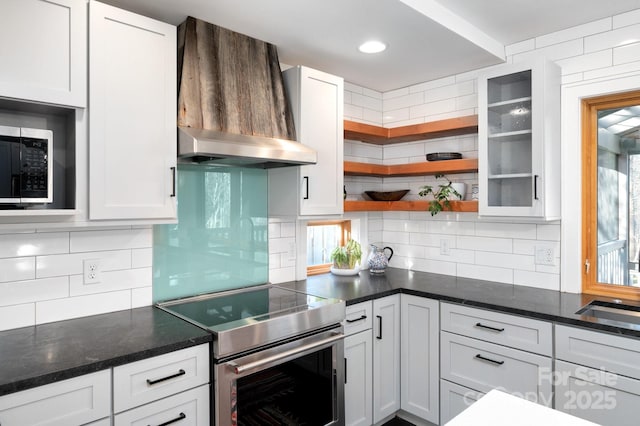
[[478, 58, 561, 219]]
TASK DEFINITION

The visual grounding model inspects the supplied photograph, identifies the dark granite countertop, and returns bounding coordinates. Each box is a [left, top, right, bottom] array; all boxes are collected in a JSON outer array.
[[279, 267, 640, 339], [0, 306, 212, 397]]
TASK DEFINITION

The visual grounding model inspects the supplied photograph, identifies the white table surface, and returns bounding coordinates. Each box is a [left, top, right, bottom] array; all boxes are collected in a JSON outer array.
[[445, 389, 601, 426]]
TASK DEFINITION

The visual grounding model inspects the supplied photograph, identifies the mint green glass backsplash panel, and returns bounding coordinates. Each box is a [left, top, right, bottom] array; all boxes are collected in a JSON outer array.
[[153, 164, 268, 303]]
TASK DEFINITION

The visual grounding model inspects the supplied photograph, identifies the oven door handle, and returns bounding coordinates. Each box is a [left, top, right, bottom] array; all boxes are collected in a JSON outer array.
[[227, 332, 344, 375]]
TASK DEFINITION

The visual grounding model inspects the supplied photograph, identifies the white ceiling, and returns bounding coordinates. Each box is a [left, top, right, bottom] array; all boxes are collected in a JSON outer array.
[[101, 0, 640, 92]]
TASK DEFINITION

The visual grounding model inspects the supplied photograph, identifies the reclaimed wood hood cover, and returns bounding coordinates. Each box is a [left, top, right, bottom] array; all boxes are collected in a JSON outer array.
[[177, 16, 316, 168]]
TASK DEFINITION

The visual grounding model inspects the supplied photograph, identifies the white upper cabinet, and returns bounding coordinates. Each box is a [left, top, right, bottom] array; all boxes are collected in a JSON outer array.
[[478, 58, 560, 219], [269, 66, 344, 217], [89, 1, 177, 220], [0, 0, 87, 108]]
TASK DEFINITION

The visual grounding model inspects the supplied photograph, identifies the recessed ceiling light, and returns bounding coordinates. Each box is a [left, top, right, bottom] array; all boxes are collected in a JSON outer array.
[[358, 40, 386, 54]]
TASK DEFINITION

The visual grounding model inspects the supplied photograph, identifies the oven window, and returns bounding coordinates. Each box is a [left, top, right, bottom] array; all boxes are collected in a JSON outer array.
[[236, 346, 334, 425]]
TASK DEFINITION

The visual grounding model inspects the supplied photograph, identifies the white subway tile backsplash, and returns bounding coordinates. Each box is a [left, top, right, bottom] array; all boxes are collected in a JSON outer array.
[[536, 224, 561, 241], [269, 267, 295, 284], [536, 18, 611, 48], [425, 80, 474, 103], [344, 82, 364, 94], [36, 291, 131, 325], [405, 256, 457, 276], [457, 263, 513, 284], [69, 268, 151, 297], [36, 250, 132, 278], [384, 87, 410, 99], [556, 49, 612, 75], [0, 304, 34, 331], [131, 286, 152, 309], [585, 23, 640, 53], [352, 93, 383, 111], [562, 72, 584, 84], [70, 228, 152, 252], [505, 39, 535, 56], [410, 98, 456, 118], [455, 94, 477, 110], [382, 230, 410, 245], [280, 222, 296, 238], [269, 237, 295, 254], [0, 257, 35, 283], [383, 108, 411, 125], [362, 87, 383, 99], [475, 251, 535, 271], [384, 142, 425, 159], [0, 277, 68, 307], [132, 248, 152, 268], [583, 59, 640, 80], [614, 42, 640, 64], [363, 108, 384, 124], [513, 270, 560, 291], [384, 92, 424, 111], [344, 104, 363, 120], [409, 76, 456, 93], [476, 222, 537, 239], [513, 38, 584, 62], [613, 9, 640, 29], [456, 236, 513, 253], [0, 232, 68, 257]]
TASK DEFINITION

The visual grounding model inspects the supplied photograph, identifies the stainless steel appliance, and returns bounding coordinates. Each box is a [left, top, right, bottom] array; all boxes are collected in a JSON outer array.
[[0, 125, 53, 204], [158, 284, 346, 426]]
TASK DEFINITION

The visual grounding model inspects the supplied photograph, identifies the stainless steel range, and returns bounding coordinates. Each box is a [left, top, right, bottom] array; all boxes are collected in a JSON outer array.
[[158, 284, 346, 426]]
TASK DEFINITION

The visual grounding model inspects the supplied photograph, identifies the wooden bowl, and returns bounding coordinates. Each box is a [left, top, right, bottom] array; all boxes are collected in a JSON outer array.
[[364, 190, 410, 201]]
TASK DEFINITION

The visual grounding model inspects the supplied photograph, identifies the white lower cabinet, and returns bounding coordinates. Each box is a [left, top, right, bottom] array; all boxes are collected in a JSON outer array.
[[555, 324, 640, 426], [439, 380, 484, 425], [114, 385, 209, 426], [344, 328, 373, 426], [0, 369, 111, 426], [373, 295, 401, 423], [400, 294, 439, 424]]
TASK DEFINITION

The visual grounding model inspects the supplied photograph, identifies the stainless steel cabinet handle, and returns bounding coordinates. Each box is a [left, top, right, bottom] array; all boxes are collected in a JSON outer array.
[[345, 314, 367, 323], [152, 412, 186, 426], [474, 353, 505, 365], [170, 167, 176, 197], [228, 332, 344, 374], [146, 369, 185, 386], [474, 322, 505, 332], [376, 315, 382, 340]]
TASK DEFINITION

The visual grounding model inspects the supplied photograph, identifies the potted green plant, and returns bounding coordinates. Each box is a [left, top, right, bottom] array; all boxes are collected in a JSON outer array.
[[418, 174, 464, 216], [329, 239, 362, 275]]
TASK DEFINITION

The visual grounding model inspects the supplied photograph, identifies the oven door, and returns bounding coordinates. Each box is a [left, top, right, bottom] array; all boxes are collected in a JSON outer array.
[[215, 327, 345, 426]]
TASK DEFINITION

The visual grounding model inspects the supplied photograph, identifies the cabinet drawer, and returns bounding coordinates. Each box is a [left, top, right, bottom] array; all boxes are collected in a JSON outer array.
[[344, 301, 372, 336], [441, 332, 552, 405], [441, 302, 552, 355], [0, 369, 110, 426], [440, 380, 484, 425], [113, 343, 209, 413], [114, 384, 209, 426], [555, 360, 640, 426], [556, 324, 640, 380]]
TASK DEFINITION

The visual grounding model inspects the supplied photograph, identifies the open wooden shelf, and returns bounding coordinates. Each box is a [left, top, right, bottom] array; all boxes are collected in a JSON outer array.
[[344, 158, 478, 177], [344, 115, 478, 145], [344, 200, 478, 212]]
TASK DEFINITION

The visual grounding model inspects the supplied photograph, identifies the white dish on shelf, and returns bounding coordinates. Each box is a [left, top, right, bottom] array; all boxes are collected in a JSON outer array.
[[330, 266, 361, 276]]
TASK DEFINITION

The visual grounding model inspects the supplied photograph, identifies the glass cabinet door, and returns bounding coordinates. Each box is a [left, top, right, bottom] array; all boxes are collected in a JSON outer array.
[[478, 58, 560, 219], [486, 70, 534, 208]]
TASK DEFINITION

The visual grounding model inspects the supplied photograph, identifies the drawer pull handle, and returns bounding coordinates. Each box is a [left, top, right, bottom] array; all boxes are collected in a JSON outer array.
[[146, 369, 186, 386], [376, 315, 382, 340], [152, 412, 186, 426], [474, 354, 505, 366], [475, 322, 505, 333], [346, 315, 367, 323]]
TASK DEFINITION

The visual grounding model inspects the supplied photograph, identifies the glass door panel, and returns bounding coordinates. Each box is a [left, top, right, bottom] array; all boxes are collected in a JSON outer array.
[[488, 177, 533, 207]]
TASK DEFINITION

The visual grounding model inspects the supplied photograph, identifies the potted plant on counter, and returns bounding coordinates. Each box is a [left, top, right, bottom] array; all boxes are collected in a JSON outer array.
[[418, 174, 465, 216], [330, 239, 362, 276]]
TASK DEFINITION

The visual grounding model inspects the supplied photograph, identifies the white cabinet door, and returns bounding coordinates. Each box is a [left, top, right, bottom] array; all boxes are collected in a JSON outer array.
[[372, 294, 401, 423], [0, 0, 86, 107], [401, 295, 439, 424], [269, 66, 343, 217], [344, 331, 373, 426], [555, 360, 640, 426], [478, 57, 560, 219], [89, 1, 177, 220], [0, 370, 111, 426]]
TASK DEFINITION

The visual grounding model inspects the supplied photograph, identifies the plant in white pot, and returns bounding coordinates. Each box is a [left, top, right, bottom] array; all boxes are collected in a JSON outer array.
[[329, 239, 362, 276], [418, 174, 465, 216]]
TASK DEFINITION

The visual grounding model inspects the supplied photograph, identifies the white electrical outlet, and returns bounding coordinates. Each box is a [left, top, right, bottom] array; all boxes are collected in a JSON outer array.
[[83, 259, 101, 284], [535, 246, 555, 266], [440, 239, 451, 256]]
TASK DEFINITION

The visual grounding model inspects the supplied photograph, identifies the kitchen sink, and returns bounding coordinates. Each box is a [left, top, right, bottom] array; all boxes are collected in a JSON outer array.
[[576, 300, 640, 330]]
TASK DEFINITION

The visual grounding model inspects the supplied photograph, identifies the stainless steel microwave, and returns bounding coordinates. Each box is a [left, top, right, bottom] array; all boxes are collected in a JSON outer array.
[[0, 125, 53, 204]]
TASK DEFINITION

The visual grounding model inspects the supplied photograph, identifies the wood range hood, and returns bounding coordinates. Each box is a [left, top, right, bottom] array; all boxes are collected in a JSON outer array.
[[176, 16, 316, 168]]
